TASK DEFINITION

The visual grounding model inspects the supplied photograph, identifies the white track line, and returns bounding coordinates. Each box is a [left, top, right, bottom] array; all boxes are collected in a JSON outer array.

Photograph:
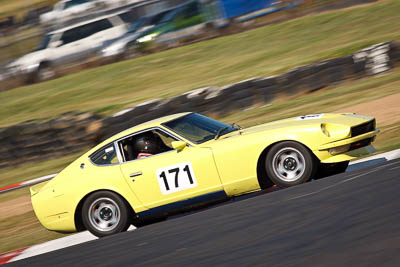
[[287, 160, 400, 201], [9, 226, 136, 262], [351, 149, 400, 163]]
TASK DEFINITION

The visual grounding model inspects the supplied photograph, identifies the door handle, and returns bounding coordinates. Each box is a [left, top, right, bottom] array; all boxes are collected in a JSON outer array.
[[130, 172, 142, 181]]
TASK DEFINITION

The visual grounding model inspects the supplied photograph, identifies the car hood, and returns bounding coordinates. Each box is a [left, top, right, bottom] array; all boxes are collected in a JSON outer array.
[[7, 50, 45, 68], [240, 113, 374, 135], [198, 113, 374, 148]]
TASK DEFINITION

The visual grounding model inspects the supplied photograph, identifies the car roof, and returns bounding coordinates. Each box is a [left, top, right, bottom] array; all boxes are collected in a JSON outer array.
[[49, 11, 122, 34], [94, 112, 192, 150]]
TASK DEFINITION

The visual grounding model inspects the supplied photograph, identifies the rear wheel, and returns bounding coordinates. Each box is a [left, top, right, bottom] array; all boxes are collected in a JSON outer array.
[[82, 191, 131, 237], [122, 44, 138, 60], [265, 141, 317, 188]]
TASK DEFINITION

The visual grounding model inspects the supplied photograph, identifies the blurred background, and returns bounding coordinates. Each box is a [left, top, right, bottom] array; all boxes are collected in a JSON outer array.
[[1, 0, 400, 256], [1, 0, 381, 86]]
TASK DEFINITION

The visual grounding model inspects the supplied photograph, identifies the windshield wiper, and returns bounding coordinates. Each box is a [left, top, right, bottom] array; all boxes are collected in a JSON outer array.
[[214, 127, 229, 140], [215, 123, 243, 140], [232, 122, 242, 130]]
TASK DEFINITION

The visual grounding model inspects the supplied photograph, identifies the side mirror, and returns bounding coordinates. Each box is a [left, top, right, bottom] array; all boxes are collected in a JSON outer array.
[[171, 141, 187, 151]]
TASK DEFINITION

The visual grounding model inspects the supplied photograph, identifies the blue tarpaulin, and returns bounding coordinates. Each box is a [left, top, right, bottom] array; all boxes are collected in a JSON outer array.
[[218, 0, 273, 19]]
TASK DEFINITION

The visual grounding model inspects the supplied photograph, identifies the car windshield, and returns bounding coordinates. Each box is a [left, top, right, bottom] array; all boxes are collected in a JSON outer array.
[[127, 10, 170, 34], [149, 10, 171, 25], [163, 113, 238, 144], [36, 34, 52, 51], [158, 8, 181, 24], [65, 0, 89, 9]]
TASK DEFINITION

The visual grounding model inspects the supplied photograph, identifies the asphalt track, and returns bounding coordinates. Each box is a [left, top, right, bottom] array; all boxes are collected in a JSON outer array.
[[10, 158, 400, 266]]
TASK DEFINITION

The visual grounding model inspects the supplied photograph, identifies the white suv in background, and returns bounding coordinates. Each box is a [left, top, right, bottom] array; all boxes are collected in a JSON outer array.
[[39, 0, 138, 25], [7, 14, 128, 82]]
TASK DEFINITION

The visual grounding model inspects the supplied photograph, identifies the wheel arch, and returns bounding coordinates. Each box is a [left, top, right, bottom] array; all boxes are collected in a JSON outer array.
[[22, 60, 52, 83], [74, 189, 136, 232], [256, 139, 319, 189], [30, 60, 54, 82], [37, 61, 53, 74], [39, 60, 52, 68]]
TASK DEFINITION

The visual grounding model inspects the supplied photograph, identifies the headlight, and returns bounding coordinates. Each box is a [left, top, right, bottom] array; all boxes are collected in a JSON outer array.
[[8, 65, 20, 75], [321, 124, 330, 137], [8, 63, 39, 74], [321, 123, 350, 139], [136, 33, 159, 43]]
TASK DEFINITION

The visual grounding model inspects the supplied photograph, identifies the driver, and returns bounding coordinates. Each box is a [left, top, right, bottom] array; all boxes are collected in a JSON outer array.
[[133, 132, 170, 159]]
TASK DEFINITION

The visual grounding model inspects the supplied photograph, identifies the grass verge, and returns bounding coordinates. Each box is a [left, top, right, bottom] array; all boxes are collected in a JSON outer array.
[[0, 209, 67, 254], [1, 29, 42, 65], [0, 0, 57, 21]]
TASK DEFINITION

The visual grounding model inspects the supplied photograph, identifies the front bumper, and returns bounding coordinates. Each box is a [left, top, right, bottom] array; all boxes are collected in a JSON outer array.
[[319, 145, 377, 163], [314, 129, 379, 163]]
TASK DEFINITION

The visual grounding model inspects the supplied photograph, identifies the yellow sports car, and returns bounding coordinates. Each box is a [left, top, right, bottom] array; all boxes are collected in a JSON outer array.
[[30, 112, 378, 237]]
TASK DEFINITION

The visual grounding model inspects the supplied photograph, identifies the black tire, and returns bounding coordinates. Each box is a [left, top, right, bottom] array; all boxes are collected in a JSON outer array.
[[265, 141, 317, 188], [36, 63, 55, 82], [132, 216, 166, 228], [82, 191, 131, 237], [315, 161, 349, 180], [122, 44, 138, 60]]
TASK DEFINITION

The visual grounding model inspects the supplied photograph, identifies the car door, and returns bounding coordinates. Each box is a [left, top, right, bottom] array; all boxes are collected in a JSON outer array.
[[86, 17, 127, 50], [118, 128, 224, 209], [54, 25, 92, 64]]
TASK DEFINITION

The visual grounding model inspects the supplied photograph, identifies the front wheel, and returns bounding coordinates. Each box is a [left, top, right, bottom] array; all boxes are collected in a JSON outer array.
[[82, 191, 131, 237], [265, 141, 317, 188], [36, 63, 55, 82]]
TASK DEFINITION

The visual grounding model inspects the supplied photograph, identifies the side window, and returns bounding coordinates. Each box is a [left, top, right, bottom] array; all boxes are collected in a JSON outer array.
[[36, 34, 53, 50], [90, 144, 118, 165], [157, 130, 178, 148], [119, 11, 137, 24], [65, 0, 89, 9], [86, 19, 113, 36], [183, 2, 200, 18], [173, 3, 202, 30], [60, 19, 112, 45], [119, 129, 177, 162], [61, 28, 82, 45]]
